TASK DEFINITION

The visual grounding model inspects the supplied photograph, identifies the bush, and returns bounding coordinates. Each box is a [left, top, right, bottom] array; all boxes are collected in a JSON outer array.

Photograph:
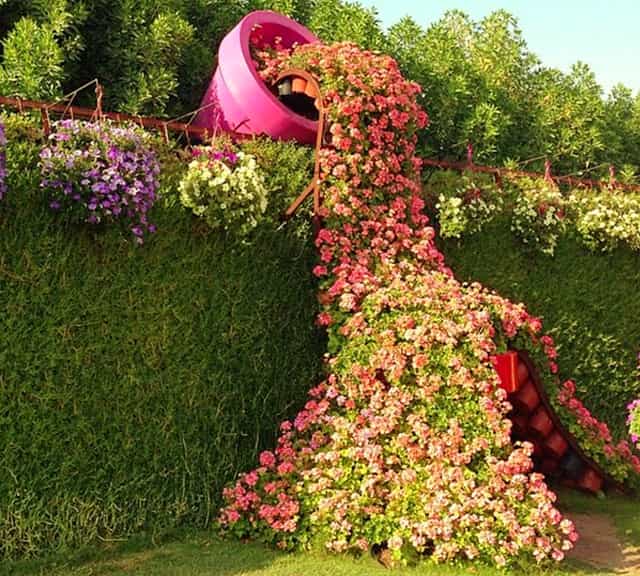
[[0, 17, 65, 100], [507, 176, 566, 256], [0, 118, 324, 559], [430, 171, 502, 239], [239, 136, 314, 221]]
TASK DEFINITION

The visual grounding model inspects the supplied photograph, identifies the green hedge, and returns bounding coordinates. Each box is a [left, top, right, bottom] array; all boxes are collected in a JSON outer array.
[[0, 124, 324, 558], [437, 216, 640, 437]]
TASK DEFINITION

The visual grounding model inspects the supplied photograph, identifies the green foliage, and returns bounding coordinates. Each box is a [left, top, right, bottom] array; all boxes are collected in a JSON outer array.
[[0, 116, 324, 558], [436, 215, 640, 437], [1, 0, 639, 174], [240, 136, 314, 219], [307, 0, 385, 51], [0, 18, 65, 99], [98, 3, 195, 115], [388, 10, 540, 163], [532, 63, 605, 172], [248, 0, 316, 23]]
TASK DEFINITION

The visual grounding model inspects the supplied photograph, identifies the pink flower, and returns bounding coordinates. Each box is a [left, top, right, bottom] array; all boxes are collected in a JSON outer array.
[[259, 451, 276, 468]]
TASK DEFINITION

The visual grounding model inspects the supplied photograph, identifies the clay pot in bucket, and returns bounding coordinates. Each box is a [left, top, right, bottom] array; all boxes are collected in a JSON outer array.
[[511, 380, 540, 414], [292, 77, 307, 93]]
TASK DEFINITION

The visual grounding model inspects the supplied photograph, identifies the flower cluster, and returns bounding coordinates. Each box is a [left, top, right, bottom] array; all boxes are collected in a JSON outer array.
[[569, 188, 640, 252], [556, 380, 640, 485], [628, 354, 640, 452], [435, 173, 503, 239], [40, 120, 159, 243], [179, 144, 267, 237], [0, 121, 7, 201], [216, 41, 591, 567], [250, 27, 293, 84], [628, 399, 640, 451], [508, 177, 566, 255]]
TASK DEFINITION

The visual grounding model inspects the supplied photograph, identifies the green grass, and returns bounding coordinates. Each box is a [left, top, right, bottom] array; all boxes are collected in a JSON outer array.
[[0, 127, 324, 558], [5, 489, 637, 576]]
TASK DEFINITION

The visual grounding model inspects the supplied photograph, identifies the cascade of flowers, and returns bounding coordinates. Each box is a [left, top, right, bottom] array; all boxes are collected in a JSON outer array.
[[220, 41, 639, 567], [0, 121, 6, 201]]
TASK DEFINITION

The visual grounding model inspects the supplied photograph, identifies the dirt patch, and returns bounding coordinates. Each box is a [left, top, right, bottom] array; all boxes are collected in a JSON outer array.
[[568, 513, 640, 574]]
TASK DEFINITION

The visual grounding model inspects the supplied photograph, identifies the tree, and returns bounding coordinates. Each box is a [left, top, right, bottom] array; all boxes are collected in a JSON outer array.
[[531, 63, 605, 172], [307, 0, 385, 51]]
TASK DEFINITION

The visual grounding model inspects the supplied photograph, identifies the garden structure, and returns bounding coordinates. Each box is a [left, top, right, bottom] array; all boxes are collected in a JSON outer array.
[[194, 11, 636, 567], [1, 8, 639, 570]]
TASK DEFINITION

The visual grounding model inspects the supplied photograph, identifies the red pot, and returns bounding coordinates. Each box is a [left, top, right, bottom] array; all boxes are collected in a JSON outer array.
[[540, 457, 559, 475], [517, 361, 529, 386], [510, 413, 528, 438], [578, 468, 603, 493], [494, 351, 519, 393], [544, 430, 569, 459], [529, 407, 554, 438], [512, 381, 540, 414]]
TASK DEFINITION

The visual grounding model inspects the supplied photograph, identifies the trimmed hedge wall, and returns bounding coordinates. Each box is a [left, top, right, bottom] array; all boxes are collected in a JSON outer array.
[[437, 216, 640, 437], [0, 126, 324, 558]]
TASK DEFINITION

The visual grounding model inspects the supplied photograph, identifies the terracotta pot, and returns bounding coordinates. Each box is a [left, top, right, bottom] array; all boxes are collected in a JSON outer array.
[[292, 77, 307, 93], [512, 380, 540, 414], [510, 413, 528, 438], [529, 407, 554, 438], [517, 361, 529, 386], [545, 430, 569, 460], [578, 468, 603, 493], [304, 81, 319, 98], [558, 449, 583, 479], [540, 457, 559, 475]]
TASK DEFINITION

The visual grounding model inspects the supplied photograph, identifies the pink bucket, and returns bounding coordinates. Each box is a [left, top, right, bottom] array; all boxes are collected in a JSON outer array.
[[195, 11, 319, 144]]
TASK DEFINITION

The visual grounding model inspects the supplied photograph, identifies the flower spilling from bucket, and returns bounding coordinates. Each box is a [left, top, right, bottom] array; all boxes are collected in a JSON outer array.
[[219, 41, 639, 567]]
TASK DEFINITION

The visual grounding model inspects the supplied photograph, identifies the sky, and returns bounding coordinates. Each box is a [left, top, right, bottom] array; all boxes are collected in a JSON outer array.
[[358, 0, 639, 95]]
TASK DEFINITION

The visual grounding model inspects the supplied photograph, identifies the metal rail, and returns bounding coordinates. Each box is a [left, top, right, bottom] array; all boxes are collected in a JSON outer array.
[[0, 94, 212, 142], [422, 157, 640, 193]]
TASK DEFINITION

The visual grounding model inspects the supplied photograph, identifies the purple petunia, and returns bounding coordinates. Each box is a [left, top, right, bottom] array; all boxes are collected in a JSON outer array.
[[40, 120, 160, 243]]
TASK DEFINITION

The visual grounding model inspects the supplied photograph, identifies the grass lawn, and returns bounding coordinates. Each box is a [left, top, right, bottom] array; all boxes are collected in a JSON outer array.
[[3, 489, 638, 576]]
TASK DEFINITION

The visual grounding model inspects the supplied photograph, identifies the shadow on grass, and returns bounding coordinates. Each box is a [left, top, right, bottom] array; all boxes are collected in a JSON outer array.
[[0, 530, 278, 576], [0, 531, 613, 576]]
